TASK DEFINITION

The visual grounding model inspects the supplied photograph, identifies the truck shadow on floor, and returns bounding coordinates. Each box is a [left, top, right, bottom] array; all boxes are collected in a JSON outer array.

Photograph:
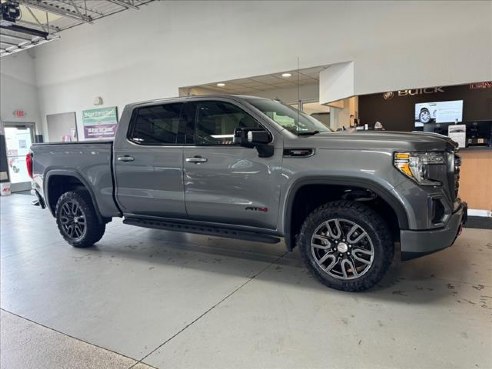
[[88, 227, 483, 305]]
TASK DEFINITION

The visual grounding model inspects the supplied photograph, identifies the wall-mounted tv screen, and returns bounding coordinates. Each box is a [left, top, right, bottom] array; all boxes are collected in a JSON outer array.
[[414, 100, 463, 127]]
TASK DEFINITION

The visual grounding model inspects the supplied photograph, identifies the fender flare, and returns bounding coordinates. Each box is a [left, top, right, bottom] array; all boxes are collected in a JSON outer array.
[[44, 169, 104, 223], [282, 176, 410, 250]]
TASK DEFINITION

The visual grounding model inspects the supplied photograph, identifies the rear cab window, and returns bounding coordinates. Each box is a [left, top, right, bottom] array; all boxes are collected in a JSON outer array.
[[128, 103, 184, 145]]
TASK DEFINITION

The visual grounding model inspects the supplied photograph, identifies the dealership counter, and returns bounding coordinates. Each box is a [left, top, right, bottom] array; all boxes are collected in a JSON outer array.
[[458, 147, 492, 212]]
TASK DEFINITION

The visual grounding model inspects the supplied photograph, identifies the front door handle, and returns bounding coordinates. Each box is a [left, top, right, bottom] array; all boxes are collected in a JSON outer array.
[[117, 155, 135, 162], [186, 156, 208, 163]]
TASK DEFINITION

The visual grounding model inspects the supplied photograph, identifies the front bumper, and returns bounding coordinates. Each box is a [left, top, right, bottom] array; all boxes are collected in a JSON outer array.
[[400, 201, 467, 261]]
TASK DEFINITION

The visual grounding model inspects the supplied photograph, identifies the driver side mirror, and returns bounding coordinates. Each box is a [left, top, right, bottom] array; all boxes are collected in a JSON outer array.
[[246, 130, 271, 145], [234, 128, 274, 157]]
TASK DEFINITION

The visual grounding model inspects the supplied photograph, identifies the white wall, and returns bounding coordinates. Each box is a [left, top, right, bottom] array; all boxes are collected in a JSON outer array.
[[6, 0, 491, 138], [0, 51, 42, 133], [252, 84, 319, 105], [181, 84, 319, 105], [319, 62, 355, 104]]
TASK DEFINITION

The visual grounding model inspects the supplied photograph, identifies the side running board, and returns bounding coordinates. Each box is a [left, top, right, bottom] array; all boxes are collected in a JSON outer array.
[[123, 217, 281, 244]]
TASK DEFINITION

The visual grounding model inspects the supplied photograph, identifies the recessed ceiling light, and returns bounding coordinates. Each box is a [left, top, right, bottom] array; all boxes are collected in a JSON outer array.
[[281, 73, 292, 78], [217, 83, 226, 87]]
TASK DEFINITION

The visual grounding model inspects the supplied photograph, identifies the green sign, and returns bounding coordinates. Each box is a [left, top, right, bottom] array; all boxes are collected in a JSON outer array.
[[82, 107, 118, 139], [82, 107, 118, 125]]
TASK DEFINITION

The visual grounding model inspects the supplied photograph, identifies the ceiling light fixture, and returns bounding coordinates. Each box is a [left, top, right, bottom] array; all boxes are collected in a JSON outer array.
[[217, 83, 226, 87], [281, 73, 292, 78]]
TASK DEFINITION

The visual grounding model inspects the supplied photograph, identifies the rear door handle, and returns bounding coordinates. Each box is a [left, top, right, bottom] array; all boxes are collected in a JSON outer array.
[[117, 155, 135, 162], [185, 156, 207, 163]]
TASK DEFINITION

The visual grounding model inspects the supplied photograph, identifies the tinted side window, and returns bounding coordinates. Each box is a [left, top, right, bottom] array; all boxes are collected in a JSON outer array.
[[195, 101, 262, 145], [129, 103, 183, 145]]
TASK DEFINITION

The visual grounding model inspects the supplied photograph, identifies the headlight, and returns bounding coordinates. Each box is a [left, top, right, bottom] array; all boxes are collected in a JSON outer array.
[[394, 152, 446, 185]]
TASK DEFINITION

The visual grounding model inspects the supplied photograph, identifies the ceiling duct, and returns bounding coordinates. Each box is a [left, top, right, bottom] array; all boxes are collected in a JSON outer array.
[[1, 0, 154, 57], [1, 0, 49, 39], [1, 23, 49, 38]]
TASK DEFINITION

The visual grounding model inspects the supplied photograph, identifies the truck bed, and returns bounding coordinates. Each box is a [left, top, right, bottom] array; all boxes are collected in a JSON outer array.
[[31, 141, 120, 218]]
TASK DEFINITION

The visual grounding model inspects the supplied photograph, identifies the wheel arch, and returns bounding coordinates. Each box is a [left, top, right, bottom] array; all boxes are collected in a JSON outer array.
[[283, 177, 409, 251], [45, 170, 105, 223]]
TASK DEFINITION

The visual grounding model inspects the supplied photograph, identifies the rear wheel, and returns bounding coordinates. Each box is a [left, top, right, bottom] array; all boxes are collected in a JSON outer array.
[[298, 201, 393, 292], [55, 190, 105, 248]]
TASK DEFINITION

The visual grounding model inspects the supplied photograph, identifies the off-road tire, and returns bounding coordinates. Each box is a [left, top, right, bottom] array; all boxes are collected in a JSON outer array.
[[298, 200, 393, 292], [55, 190, 105, 248]]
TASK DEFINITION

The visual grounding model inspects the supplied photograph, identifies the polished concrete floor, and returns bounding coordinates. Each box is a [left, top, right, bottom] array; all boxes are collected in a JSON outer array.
[[1, 194, 491, 369]]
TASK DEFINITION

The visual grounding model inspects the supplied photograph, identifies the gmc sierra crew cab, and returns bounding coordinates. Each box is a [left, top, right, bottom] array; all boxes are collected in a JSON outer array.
[[28, 95, 467, 292]]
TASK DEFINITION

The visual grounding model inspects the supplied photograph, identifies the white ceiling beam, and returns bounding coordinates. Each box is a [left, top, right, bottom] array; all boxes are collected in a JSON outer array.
[[24, 5, 48, 33], [0, 40, 19, 46], [106, 0, 139, 10], [0, 32, 32, 41], [15, 18, 60, 33], [0, 36, 58, 57], [19, 0, 93, 23], [57, 0, 105, 16], [69, 0, 87, 20]]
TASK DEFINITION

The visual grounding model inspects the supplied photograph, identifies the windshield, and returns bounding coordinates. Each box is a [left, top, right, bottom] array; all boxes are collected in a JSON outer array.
[[246, 98, 332, 135]]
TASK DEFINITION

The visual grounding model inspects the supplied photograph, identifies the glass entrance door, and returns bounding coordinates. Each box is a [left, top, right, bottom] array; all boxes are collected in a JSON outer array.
[[4, 123, 34, 192]]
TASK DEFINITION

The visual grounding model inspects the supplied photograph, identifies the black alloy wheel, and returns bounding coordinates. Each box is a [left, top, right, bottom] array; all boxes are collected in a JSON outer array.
[[298, 201, 393, 292], [55, 190, 106, 248]]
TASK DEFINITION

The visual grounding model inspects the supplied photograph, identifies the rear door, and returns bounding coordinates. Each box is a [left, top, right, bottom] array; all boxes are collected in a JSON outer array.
[[114, 103, 187, 218], [182, 100, 283, 229]]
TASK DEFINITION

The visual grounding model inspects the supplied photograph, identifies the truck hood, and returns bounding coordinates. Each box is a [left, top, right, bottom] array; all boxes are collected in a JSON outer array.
[[292, 131, 458, 152]]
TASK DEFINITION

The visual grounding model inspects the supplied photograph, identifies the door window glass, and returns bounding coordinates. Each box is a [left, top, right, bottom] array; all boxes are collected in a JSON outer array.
[[129, 103, 183, 145], [195, 101, 262, 145], [245, 98, 331, 134]]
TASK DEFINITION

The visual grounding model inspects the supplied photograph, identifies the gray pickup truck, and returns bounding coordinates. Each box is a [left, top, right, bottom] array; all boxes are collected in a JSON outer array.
[[28, 95, 467, 292]]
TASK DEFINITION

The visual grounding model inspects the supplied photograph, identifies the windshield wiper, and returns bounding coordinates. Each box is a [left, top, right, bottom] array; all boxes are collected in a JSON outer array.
[[297, 130, 321, 136]]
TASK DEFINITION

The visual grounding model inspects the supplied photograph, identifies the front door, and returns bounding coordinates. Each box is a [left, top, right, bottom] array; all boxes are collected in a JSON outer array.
[[114, 102, 187, 218], [183, 100, 283, 230], [3, 123, 35, 193]]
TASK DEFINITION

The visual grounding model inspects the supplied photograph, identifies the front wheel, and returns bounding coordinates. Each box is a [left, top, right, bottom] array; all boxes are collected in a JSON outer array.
[[55, 190, 106, 248], [298, 201, 393, 292]]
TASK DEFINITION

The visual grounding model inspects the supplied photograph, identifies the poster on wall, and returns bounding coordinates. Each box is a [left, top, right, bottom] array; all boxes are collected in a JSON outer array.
[[82, 107, 118, 139]]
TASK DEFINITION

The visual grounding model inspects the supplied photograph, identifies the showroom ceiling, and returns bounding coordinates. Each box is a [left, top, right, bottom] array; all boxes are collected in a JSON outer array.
[[0, 0, 154, 57], [192, 66, 328, 94]]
